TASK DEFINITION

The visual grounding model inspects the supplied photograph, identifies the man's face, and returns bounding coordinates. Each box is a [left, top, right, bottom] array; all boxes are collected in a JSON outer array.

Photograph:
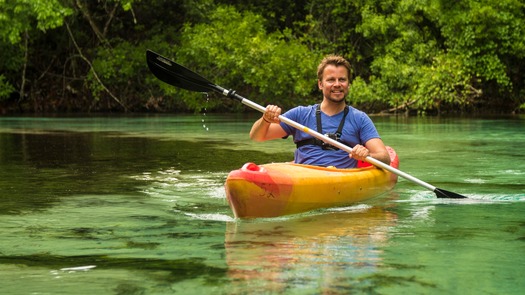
[[318, 65, 349, 103]]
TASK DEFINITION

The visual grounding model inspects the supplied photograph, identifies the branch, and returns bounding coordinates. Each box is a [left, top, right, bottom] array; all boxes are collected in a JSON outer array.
[[65, 22, 127, 111], [103, 2, 119, 37], [75, 0, 109, 46], [381, 100, 416, 114], [18, 30, 29, 104]]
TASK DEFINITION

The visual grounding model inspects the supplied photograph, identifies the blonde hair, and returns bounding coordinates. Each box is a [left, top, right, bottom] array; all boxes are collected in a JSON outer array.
[[317, 55, 352, 81]]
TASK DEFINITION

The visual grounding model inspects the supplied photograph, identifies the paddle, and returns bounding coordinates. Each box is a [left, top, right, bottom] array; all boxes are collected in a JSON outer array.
[[146, 50, 467, 199]]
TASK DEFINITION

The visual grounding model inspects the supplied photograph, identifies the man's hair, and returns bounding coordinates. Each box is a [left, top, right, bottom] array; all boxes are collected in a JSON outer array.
[[317, 55, 352, 81]]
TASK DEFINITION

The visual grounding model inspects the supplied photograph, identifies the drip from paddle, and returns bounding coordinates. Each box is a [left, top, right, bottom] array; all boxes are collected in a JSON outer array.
[[146, 50, 467, 199]]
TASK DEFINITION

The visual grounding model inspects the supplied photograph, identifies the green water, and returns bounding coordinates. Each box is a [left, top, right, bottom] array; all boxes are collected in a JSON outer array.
[[0, 114, 524, 295]]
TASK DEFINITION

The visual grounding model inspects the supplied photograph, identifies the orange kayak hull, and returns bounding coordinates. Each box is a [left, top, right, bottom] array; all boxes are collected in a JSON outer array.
[[225, 147, 399, 218]]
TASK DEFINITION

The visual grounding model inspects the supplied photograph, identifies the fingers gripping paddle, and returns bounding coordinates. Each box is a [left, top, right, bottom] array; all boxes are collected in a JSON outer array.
[[146, 50, 467, 199]]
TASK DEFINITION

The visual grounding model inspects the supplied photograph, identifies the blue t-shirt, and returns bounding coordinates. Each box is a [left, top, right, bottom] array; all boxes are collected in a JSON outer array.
[[279, 104, 381, 168]]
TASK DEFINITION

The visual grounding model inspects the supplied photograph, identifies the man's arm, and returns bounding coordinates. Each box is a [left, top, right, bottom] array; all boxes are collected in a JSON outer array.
[[249, 117, 288, 141], [249, 105, 288, 142]]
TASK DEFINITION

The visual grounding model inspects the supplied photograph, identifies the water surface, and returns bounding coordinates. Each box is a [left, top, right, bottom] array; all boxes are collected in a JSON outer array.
[[0, 114, 524, 294]]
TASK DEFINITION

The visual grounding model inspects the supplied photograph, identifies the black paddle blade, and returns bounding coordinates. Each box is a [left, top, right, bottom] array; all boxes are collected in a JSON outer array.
[[146, 50, 216, 93], [434, 187, 467, 199]]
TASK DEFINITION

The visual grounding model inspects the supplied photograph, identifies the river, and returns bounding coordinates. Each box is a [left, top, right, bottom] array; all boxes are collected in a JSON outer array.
[[0, 114, 524, 294]]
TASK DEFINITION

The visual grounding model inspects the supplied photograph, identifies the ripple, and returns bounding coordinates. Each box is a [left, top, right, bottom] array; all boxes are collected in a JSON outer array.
[[327, 204, 373, 212], [464, 178, 486, 184], [467, 193, 525, 202], [398, 190, 525, 204], [59, 265, 97, 272], [182, 212, 235, 222], [500, 169, 525, 175]]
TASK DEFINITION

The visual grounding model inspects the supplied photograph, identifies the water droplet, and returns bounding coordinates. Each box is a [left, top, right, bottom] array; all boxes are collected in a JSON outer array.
[[202, 93, 210, 131]]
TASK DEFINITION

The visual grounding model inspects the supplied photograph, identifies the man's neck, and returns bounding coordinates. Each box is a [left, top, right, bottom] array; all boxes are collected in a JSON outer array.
[[320, 99, 347, 116]]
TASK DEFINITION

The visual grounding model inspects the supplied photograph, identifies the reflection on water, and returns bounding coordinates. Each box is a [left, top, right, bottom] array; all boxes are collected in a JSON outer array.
[[225, 205, 397, 293], [0, 114, 524, 294]]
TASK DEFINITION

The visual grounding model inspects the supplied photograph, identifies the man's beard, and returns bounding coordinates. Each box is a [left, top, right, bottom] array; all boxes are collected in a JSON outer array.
[[325, 94, 347, 104]]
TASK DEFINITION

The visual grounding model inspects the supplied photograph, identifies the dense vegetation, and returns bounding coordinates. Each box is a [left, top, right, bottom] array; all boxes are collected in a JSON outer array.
[[1, 0, 524, 114]]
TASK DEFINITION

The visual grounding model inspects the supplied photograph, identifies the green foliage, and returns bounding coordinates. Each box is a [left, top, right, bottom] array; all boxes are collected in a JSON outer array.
[[0, 75, 15, 100], [0, 0, 71, 105], [119, 0, 135, 11], [173, 5, 323, 111], [439, 0, 525, 88], [0, 0, 524, 113], [89, 41, 141, 101], [0, 0, 72, 44], [347, 0, 525, 113], [87, 32, 180, 110], [0, 41, 24, 100]]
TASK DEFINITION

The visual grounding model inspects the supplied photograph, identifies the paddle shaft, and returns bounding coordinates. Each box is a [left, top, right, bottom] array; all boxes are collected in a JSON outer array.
[[215, 86, 438, 192]]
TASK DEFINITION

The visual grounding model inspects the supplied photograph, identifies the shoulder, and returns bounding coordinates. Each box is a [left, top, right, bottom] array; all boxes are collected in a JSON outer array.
[[348, 106, 373, 122], [348, 106, 367, 117], [288, 104, 317, 112], [281, 104, 317, 134], [284, 104, 317, 117]]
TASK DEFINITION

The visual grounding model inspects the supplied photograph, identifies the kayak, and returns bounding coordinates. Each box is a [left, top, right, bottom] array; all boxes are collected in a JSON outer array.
[[225, 146, 399, 218]]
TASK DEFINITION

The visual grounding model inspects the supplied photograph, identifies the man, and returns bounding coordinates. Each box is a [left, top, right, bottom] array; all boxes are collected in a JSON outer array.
[[250, 54, 390, 168]]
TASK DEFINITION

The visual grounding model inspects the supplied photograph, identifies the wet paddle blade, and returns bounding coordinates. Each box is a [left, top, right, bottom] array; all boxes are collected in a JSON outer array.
[[146, 50, 215, 93], [434, 187, 467, 199]]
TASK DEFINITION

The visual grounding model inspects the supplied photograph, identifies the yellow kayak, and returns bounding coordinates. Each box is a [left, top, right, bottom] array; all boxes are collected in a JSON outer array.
[[225, 147, 399, 218]]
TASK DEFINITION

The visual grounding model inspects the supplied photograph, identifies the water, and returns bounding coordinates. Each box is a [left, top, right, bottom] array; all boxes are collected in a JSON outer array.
[[0, 114, 524, 294]]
